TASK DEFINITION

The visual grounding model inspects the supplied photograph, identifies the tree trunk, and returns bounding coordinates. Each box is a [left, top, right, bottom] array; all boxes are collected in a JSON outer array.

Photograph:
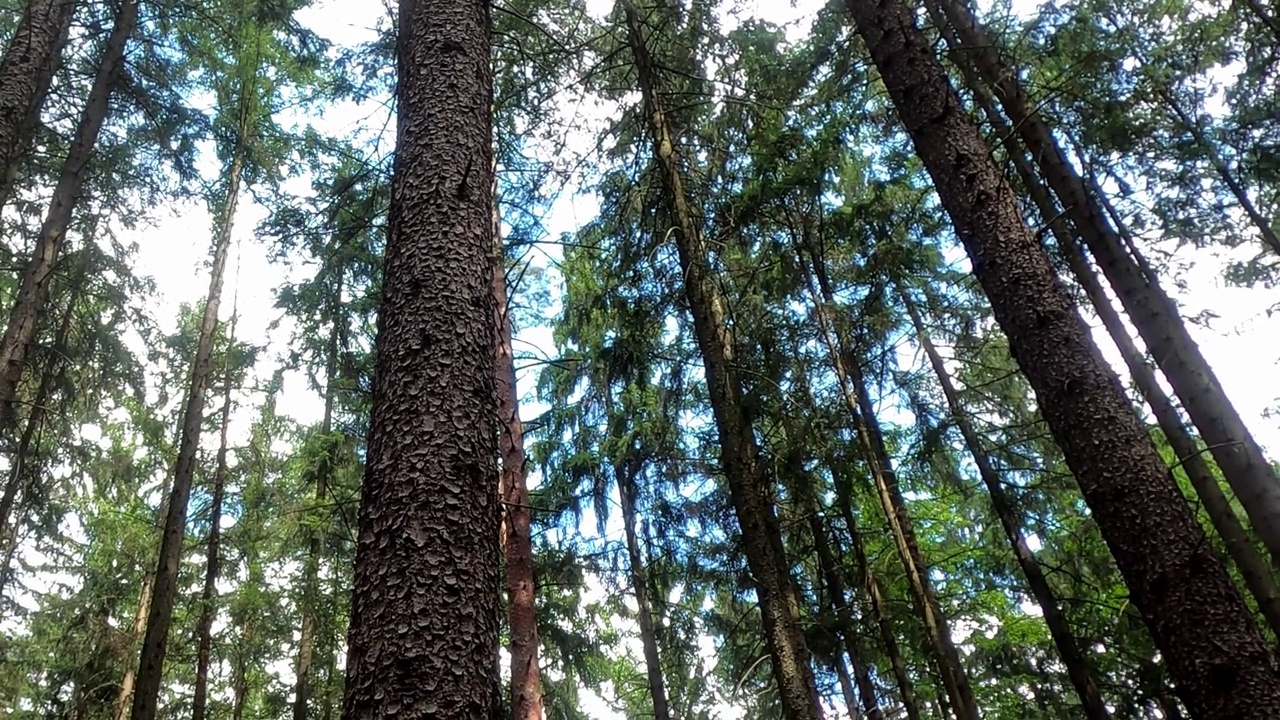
[[339, 0, 501, 715], [828, 459, 921, 720], [192, 325, 238, 720], [620, 3, 823, 716], [929, 0, 1280, 569], [0, 0, 76, 208], [798, 248, 977, 720], [293, 253, 345, 720], [129, 150, 242, 720], [834, 656, 862, 720], [1240, 0, 1280, 42], [113, 570, 154, 720], [494, 225, 544, 720], [0, 0, 135, 433], [843, 0, 1280, 714], [616, 456, 672, 720], [902, 289, 1110, 719], [0, 253, 83, 598]]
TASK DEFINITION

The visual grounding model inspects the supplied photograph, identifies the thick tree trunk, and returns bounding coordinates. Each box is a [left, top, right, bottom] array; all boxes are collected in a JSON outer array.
[[902, 290, 1110, 719], [494, 230, 544, 720], [798, 250, 977, 720], [828, 459, 921, 720], [339, 0, 501, 715], [0, 0, 76, 208], [929, 0, 1280, 568], [129, 152, 242, 720], [0, 0, 135, 433], [616, 456, 672, 720], [960, 60, 1280, 640], [192, 335, 237, 720], [844, 0, 1280, 714], [621, 3, 823, 716]]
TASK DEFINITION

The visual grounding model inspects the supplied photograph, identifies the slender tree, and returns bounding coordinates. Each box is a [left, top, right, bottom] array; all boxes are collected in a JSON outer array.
[[842, 0, 1280, 714], [339, 0, 501, 714]]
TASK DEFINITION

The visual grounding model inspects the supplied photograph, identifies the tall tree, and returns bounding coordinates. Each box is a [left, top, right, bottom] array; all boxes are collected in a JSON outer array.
[[339, 0, 501, 715], [842, 0, 1280, 715]]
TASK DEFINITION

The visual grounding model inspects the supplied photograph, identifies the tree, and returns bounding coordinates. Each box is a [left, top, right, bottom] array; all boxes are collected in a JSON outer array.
[[842, 0, 1280, 714], [339, 0, 502, 715]]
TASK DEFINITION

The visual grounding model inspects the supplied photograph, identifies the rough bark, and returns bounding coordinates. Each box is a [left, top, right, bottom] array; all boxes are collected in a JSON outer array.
[[339, 0, 501, 715], [192, 328, 237, 720], [929, 0, 1280, 568], [616, 456, 672, 720], [494, 231, 544, 720], [0, 0, 76, 208], [129, 152, 241, 720], [902, 290, 1110, 719], [844, 0, 1280, 714], [621, 3, 823, 716], [0, 0, 134, 434], [798, 248, 977, 720]]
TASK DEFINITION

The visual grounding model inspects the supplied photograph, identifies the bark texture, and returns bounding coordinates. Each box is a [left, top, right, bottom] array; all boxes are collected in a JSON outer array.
[[0, 0, 75, 208], [340, 0, 501, 715], [0, 0, 134, 434], [622, 2, 823, 716], [929, 0, 1280, 567], [844, 0, 1280, 715], [494, 238, 544, 720]]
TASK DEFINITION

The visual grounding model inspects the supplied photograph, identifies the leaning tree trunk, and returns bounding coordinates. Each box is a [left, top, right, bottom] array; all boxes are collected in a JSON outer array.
[[902, 290, 1110, 719], [192, 316, 238, 720], [0, 0, 135, 434], [798, 249, 977, 720], [112, 569, 154, 720], [494, 225, 544, 720], [621, 2, 823, 716], [0, 0, 76, 209], [616, 455, 672, 720], [129, 147, 243, 720], [843, 0, 1280, 714], [339, 0, 501, 715], [929, 0, 1280, 568]]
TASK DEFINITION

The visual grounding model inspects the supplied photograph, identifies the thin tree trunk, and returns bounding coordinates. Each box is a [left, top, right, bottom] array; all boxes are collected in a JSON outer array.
[[620, 3, 823, 716], [616, 456, 672, 720], [129, 149, 243, 720], [0, 0, 76, 209], [828, 459, 922, 720], [231, 614, 251, 720], [293, 253, 345, 720], [844, 0, 1280, 714], [113, 570, 155, 720], [798, 247, 977, 720], [0, 253, 83, 597], [902, 290, 1110, 719], [834, 656, 862, 720], [494, 226, 544, 720], [929, 0, 1280, 568], [1240, 0, 1280, 41], [192, 316, 238, 720], [339, 0, 501, 714], [0, 0, 135, 433]]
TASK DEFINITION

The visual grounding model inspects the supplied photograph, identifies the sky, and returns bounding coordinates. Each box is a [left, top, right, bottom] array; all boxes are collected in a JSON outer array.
[[63, 0, 1280, 714]]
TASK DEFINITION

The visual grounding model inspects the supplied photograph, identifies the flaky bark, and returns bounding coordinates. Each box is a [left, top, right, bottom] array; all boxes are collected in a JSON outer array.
[[621, 2, 823, 716], [930, 0, 1280, 569], [845, 0, 1280, 714], [902, 290, 1110, 719], [494, 232, 544, 720], [0, 0, 75, 208], [0, 0, 134, 433], [129, 149, 242, 720], [340, 0, 501, 715]]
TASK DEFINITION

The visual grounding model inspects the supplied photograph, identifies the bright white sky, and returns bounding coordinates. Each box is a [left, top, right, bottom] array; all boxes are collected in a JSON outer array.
[[103, 0, 1279, 715]]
